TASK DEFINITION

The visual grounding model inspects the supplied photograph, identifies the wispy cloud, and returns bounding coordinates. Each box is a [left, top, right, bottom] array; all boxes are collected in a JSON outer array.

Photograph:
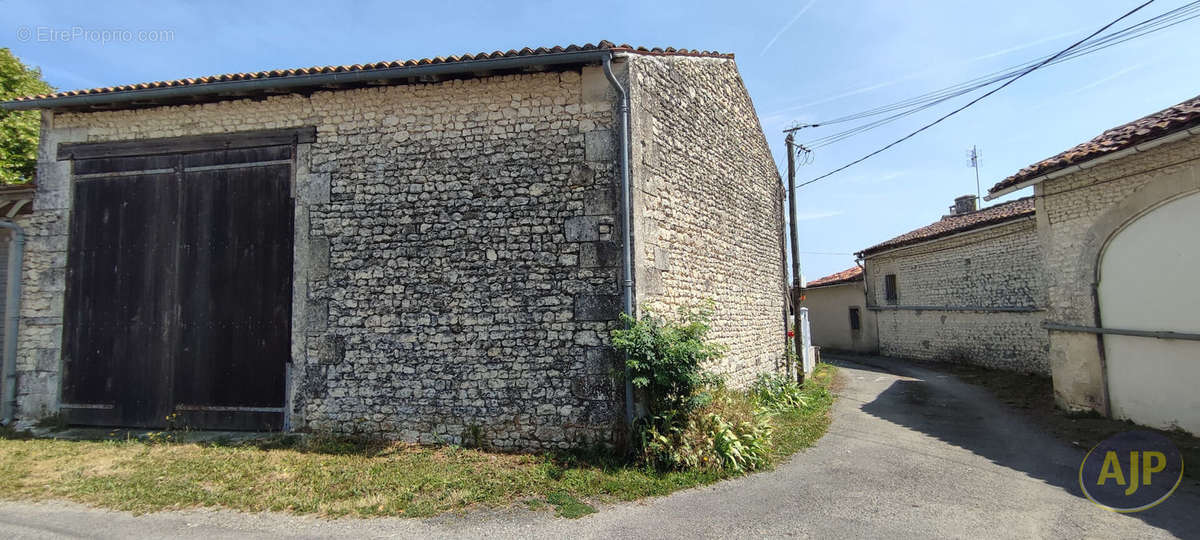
[[1066, 63, 1144, 96], [963, 28, 1082, 63], [761, 0, 819, 56], [1006, 63, 1147, 126], [766, 28, 1083, 116]]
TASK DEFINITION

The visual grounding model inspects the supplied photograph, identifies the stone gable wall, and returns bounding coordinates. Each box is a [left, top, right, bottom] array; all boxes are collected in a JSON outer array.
[[628, 55, 787, 386], [17, 69, 625, 450], [864, 218, 1049, 374]]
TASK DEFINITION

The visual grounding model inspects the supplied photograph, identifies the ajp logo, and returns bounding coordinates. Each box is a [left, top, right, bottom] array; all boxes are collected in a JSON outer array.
[[1079, 431, 1184, 512]]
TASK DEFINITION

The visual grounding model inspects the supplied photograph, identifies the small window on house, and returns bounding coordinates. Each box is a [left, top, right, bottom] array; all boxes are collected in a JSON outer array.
[[849, 307, 861, 331], [884, 274, 898, 304]]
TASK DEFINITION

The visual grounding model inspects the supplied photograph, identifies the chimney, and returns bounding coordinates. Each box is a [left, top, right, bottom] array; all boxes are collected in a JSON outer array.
[[952, 195, 977, 215]]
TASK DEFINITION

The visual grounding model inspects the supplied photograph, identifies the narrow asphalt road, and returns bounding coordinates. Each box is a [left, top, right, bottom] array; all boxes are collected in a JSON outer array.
[[2, 356, 1196, 539]]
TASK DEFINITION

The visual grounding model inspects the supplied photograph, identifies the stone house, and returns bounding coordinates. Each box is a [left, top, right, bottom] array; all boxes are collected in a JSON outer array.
[[0, 42, 787, 449], [799, 266, 878, 354], [855, 196, 1048, 374], [986, 93, 1200, 435]]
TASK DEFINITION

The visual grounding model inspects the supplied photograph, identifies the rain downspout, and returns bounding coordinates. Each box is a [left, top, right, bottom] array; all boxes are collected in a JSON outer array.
[[0, 220, 24, 425], [602, 54, 636, 433]]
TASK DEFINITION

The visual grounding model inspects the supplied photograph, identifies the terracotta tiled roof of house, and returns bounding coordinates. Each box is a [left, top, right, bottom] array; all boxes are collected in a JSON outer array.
[[4, 41, 730, 105], [988, 94, 1200, 196], [806, 266, 863, 288], [857, 197, 1035, 257]]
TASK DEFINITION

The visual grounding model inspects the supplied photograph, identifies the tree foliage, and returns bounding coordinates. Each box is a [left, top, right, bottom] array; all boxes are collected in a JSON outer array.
[[0, 48, 53, 184]]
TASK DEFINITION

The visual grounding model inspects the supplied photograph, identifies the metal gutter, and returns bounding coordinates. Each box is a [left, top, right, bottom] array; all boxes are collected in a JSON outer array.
[[602, 54, 637, 434], [1043, 321, 1200, 341], [0, 221, 24, 425], [0, 50, 616, 111], [985, 126, 1200, 201]]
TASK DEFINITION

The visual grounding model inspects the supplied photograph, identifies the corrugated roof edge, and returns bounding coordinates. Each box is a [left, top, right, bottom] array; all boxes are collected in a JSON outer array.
[[1, 42, 733, 111]]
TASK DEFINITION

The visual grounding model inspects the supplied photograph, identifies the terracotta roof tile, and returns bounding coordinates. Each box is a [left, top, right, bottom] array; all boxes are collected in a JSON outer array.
[[806, 266, 863, 288], [8, 41, 732, 104], [857, 196, 1035, 257], [989, 94, 1200, 195]]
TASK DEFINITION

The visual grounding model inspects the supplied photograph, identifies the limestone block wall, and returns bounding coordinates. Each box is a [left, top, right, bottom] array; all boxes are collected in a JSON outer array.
[[12, 114, 72, 420], [1036, 134, 1200, 412], [627, 55, 787, 386], [864, 218, 1049, 374], [16, 68, 625, 450]]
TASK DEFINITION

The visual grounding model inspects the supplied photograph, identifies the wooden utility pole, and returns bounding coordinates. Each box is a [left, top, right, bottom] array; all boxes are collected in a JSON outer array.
[[785, 132, 804, 384]]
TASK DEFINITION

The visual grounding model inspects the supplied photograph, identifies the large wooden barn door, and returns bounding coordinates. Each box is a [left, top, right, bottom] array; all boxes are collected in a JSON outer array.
[[173, 151, 294, 430], [59, 130, 306, 430], [62, 169, 180, 427]]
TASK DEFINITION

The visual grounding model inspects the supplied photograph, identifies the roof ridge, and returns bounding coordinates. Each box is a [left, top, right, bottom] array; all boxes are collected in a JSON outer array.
[[943, 195, 1034, 218], [988, 93, 1200, 195], [806, 266, 863, 288], [7, 42, 734, 104], [857, 196, 1035, 257]]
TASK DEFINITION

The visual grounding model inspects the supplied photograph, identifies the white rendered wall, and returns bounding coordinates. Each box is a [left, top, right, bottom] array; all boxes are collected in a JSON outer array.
[[1099, 190, 1200, 435]]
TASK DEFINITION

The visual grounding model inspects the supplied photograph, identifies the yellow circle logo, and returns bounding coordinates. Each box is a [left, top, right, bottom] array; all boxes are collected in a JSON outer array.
[[1079, 431, 1184, 513]]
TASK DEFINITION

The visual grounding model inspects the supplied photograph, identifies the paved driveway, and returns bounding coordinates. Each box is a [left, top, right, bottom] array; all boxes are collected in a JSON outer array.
[[1, 356, 1196, 539]]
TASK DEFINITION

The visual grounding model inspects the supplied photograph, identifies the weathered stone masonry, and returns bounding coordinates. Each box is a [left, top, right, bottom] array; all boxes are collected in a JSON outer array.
[[629, 56, 787, 386], [1036, 134, 1200, 412], [864, 217, 1050, 374], [11, 52, 786, 449]]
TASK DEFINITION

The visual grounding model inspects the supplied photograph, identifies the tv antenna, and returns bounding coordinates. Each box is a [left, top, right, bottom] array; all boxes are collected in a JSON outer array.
[[967, 146, 982, 202]]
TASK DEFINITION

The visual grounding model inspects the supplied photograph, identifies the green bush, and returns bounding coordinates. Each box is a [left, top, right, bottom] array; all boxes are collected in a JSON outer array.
[[611, 303, 725, 424], [642, 388, 773, 472], [612, 303, 779, 472], [749, 372, 809, 412]]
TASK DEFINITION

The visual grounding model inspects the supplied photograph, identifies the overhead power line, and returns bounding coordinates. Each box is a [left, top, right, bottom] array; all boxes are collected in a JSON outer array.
[[794, 0, 1158, 191], [791, 0, 1200, 150]]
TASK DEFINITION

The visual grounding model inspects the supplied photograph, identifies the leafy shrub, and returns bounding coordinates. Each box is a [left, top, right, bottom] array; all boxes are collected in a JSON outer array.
[[611, 302, 726, 424], [642, 388, 773, 472], [749, 372, 809, 412], [612, 302, 778, 472]]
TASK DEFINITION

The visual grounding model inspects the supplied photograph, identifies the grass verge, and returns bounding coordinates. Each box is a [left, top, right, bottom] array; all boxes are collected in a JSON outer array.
[[0, 364, 836, 518]]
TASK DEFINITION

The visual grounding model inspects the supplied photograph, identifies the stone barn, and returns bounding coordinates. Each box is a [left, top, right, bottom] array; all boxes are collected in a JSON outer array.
[[0, 42, 786, 449]]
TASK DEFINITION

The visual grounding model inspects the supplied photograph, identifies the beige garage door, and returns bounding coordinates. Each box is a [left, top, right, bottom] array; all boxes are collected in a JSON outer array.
[[1098, 190, 1200, 435]]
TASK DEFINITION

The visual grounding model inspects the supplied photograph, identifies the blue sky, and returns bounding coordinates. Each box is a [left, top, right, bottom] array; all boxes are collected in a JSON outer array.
[[5, 0, 1199, 281]]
